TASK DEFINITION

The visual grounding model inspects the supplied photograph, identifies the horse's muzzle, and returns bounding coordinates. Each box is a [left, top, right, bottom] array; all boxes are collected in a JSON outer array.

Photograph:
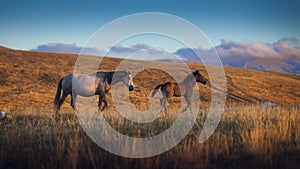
[[129, 85, 134, 91]]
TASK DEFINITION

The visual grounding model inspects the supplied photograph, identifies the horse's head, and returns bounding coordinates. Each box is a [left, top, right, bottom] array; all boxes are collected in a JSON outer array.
[[116, 70, 134, 91], [193, 70, 206, 85]]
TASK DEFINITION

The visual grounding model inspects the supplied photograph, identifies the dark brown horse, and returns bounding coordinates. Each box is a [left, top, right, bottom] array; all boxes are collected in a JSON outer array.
[[151, 70, 206, 112], [54, 70, 134, 113]]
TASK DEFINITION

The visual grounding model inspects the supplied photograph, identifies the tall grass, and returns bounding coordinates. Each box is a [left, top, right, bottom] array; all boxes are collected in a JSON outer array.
[[0, 105, 299, 169]]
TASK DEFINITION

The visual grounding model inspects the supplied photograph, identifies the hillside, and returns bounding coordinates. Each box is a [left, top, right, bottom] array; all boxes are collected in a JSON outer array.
[[0, 46, 299, 113]]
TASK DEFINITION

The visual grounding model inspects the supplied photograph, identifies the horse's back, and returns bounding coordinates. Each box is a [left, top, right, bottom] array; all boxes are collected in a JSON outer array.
[[167, 82, 186, 96]]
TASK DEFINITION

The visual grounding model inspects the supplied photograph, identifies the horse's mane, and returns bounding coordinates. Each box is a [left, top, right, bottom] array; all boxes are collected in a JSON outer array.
[[102, 72, 115, 84], [99, 70, 130, 85]]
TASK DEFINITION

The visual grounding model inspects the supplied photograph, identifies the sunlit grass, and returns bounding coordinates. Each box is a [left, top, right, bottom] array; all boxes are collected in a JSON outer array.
[[0, 105, 299, 169]]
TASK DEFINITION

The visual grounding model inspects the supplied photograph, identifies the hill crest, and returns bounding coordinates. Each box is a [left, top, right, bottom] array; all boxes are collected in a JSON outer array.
[[0, 46, 299, 112]]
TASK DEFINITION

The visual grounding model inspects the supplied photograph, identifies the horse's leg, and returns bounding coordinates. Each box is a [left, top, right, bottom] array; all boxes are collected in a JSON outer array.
[[58, 89, 70, 111], [97, 91, 107, 112], [101, 94, 108, 111], [181, 95, 191, 113], [160, 98, 164, 109], [70, 92, 74, 108], [70, 92, 77, 109], [161, 92, 168, 113], [98, 94, 103, 112]]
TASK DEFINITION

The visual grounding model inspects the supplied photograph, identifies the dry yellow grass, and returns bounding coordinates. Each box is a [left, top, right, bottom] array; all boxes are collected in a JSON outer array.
[[1, 106, 299, 169]]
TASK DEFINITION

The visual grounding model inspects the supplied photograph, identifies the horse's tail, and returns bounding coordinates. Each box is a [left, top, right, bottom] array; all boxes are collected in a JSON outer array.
[[151, 84, 162, 97], [54, 78, 63, 108]]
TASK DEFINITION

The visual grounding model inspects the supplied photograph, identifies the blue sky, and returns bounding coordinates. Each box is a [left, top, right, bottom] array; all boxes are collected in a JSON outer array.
[[1, 0, 300, 51]]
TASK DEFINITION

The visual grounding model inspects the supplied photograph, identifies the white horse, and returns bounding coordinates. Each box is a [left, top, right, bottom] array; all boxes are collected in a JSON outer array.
[[54, 70, 134, 112]]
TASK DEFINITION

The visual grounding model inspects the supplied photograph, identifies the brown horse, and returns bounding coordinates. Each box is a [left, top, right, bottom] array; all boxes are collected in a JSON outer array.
[[151, 70, 207, 112], [54, 70, 134, 113]]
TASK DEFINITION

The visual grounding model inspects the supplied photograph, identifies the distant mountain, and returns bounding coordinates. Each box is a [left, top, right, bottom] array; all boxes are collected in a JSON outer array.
[[174, 54, 300, 74], [31, 43, 103, 56], [174, 38, 300, 74], [220, 56, 300, 74]]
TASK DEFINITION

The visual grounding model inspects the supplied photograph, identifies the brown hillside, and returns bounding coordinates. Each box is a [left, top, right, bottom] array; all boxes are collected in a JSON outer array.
[[0, 47, 299, 113]]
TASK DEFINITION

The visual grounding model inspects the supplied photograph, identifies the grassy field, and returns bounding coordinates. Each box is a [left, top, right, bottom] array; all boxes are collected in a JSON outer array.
[[0, 47, 300, 168], [1, 106, 299, 169]]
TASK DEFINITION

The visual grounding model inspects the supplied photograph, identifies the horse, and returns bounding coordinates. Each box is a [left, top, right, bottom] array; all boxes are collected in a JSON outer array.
[[54, 70, 134, 113], [151, 70, 207, 113]]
